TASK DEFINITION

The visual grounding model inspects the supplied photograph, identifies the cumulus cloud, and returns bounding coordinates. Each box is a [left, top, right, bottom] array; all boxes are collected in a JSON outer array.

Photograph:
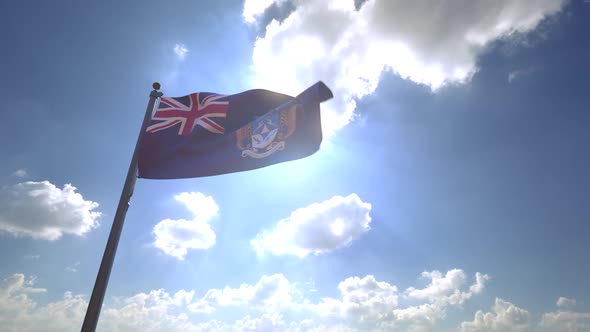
[[0, 181, 100, 240], [462, 296, 590, 332], [246, 0, 566, 135], [1, 270, 490, 332], [469, 272, 490, 294], [188, 274, 295, 313], [0, 273, 348, 332], [11, 169, 27, 178], [308, 269, 490, 332], [407, 269, 467, 301], [1, 273, 193, 332], [0, 274, 48, 330], [383, 270, 489, 331], [173, 43, 188, 60], [3, 270, 589, 332], [315, 275, 398, 321], [556, 296, 576, 309], [251, 193, 372, 257], [153, 219, 215, 259], [406, 270, 489, 305], [2, 282, 351, 332], [539, 309, 590, 332], [0, 274, 46, 296], [153, 192, 219, 260], [460, 298, 531, 332]]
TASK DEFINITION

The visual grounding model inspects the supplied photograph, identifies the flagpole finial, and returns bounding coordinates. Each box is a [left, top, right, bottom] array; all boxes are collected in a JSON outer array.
[[153, 82, 161, 90]]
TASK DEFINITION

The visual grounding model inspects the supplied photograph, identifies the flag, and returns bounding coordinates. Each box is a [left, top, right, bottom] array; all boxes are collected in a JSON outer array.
[[138, 81, 333, 179]]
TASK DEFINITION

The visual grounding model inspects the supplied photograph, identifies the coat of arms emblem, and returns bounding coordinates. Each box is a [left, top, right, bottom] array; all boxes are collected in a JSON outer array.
[[236, 103, 299, 158]]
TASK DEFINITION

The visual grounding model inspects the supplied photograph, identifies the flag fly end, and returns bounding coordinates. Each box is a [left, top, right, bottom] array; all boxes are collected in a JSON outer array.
[[316, 81, 334, 102]]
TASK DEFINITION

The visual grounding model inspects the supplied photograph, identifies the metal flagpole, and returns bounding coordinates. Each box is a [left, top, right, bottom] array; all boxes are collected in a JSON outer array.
[[81, 83, 163, 332]]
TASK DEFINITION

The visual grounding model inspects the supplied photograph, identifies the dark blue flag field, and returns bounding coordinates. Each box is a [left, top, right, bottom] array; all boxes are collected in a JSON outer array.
[[138, 82, 333, 179]]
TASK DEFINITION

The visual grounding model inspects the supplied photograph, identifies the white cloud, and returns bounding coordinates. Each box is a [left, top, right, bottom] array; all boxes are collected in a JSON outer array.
[[556, 296, 577, 309], [99, 290, 220, 332], [0, 181, 100, 240], [153, 219, 215, 260], [246, 0, 566, 135], [0, 273, 298, 332], [539, 309, 590, 332], [0, 274, 46, 296], [0, 269, 492, 332], [460, 298, 531, 332], [0, 275, 207, 332], [462, 296, 590, 332], [232, 312, 285, 331], [251, 193, 372, 258], [310, 269, 490, 332], [30, 292, 88, 331], [232, 313, 359, 332], [173, 43, 188, 60], [407, 269, 467, 301], [173, 192, 219, 222], [65, 262, 80, 273], [537, 297, 590, 331], [0, 274, 48, 331], [315, 275, 398, 321], [153, 219, 215, 259], [469, 272, 490, 294], [11, 169, 27, 177], [406, 270, 489, 305], [243, 0, 276, 23], [8, 270, 590, 332], [382, 270, 489, 331], [189, 273, 295, 313], [3, 271, 589, 332], [153, 192, 219, 260]]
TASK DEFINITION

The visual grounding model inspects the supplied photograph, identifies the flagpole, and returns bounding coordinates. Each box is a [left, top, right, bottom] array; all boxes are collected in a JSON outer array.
[[81, 83, 163, 332]]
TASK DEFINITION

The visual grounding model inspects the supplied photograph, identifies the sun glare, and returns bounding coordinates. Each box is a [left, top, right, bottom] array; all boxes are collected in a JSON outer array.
[[330, 218, 345, 237]]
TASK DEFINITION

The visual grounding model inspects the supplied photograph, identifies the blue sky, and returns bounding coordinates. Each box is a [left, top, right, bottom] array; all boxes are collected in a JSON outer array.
[[1, 0, 589, 331]]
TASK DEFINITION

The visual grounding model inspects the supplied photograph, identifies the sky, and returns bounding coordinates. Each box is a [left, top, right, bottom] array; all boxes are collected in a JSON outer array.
[[0, 0, 589, 331]]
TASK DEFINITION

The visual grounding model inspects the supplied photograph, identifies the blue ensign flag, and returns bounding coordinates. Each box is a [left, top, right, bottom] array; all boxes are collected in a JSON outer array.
[[138, 81, 333, 179]]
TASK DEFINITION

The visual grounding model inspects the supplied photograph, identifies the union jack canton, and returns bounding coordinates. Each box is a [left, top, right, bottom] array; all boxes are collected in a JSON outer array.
[[147, 93, 229, 136]]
